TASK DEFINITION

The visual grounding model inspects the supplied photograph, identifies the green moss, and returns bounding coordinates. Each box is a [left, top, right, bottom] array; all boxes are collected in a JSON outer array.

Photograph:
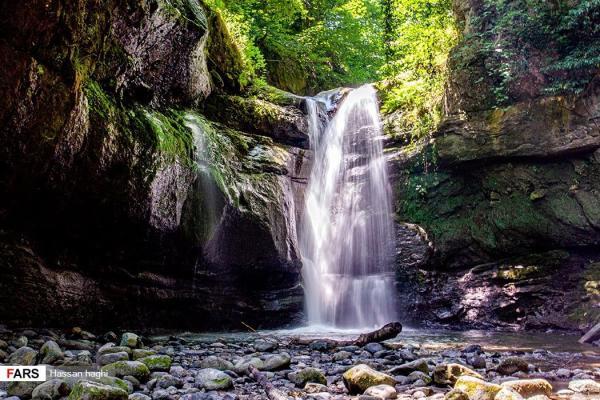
[[138, 355, 172, 372], [84, 80, 195, 166], [68, 381, 128, 400]]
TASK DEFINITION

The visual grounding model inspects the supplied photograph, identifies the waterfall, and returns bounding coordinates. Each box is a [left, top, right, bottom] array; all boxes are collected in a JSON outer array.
[[300, 85, 397, 329]]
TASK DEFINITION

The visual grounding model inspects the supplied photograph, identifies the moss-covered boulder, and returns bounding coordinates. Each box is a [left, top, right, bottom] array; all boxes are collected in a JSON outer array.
[[288, 367, 327, 387], [195, 368, 233, 390], [67, 380, 128, 400], [8, 346, 37, 365], [95, 376, 133, 394], [39, 341, 64, 365], [342, 364, 396, 394], [454, 376, 501, 400], [119, 333, 139, 348], [138, 355, 172, 372], [101, 361, 150, 382]]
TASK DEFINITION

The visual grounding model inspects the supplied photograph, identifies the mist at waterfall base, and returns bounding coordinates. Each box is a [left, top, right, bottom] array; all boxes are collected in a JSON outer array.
[[299, 85, 398, 331]]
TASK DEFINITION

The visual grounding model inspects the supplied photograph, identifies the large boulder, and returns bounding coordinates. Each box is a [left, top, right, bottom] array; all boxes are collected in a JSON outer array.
[[342, 364, 396, 394], [454, 376, 501, 400], [101, 361, 150, 382], [67, 380, 127, 400], [195, 368, 233, 390]]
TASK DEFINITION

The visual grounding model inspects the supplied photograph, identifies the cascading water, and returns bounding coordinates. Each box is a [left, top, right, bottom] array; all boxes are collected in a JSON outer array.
[[300, 85, 397, 329]]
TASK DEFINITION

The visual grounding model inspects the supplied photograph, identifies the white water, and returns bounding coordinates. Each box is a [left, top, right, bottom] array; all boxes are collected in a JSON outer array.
[[300, 85, 397, 329]]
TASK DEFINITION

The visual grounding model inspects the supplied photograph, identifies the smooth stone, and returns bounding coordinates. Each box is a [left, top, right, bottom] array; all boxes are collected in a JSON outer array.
[[68, 380, 128, 400], [288, 367, 327, 387], [364, 343, 385, 354], [132, 349, 156, 360], [254, 339, 278, 352], [262, 353, 291, 371], [195, 368, 233, 390], [467, 355, 486, 369], [233, 357, 264, 375], [304, 382, 329, 393], [98, 352, 130, 366], [102, 361, 151, 382], [333, 351, 353, 361], [363, 384, 397, 399], [555, 368, 571, 378], [98, 344, 133, 357], [120, 333, 140, 349], [155, 374, 183, 389], [8, 346, 38, 365], [568, 379, 600, 394], [433, 363, 483, 385], [32, 379, 70, 400], [8, 381, 38, 399], [343, 364, 396, 395], [387, 359, 429, 376], [501, 379, 552, 397], [310, 341, 332, 351], [454, 376, 502, 400], [494, 388, 524, 400], [496, 358, 529, 375], [40, 341, 64, 365], [198, 356, 234, 371]]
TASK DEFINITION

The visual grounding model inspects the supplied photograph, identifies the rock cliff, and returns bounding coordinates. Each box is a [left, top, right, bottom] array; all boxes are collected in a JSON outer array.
[[390, 0, 600, 331], [0, 0, 310, 329]]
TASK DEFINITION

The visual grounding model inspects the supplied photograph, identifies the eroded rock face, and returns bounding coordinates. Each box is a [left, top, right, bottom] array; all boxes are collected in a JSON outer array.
[[0, 0, 308, 329], [388, 0, 600, 332]]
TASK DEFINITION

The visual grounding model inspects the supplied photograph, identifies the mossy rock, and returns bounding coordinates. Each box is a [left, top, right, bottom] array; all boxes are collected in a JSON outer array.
[[132, 349, 156, 360], [67, 380, 128, 400], [288, 367, 327, 387], [434, 363, 483, 386], [101, 361, 150, 382], [138, 355, 172, 372], [94, 376, 133, 394], [454, 376, 502, 400], [8, 381, 38, 399], [342, 364, 396, 395]]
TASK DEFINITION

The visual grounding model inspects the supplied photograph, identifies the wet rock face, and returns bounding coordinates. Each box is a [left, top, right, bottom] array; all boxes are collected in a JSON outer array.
[[0, 0, 307, 329]]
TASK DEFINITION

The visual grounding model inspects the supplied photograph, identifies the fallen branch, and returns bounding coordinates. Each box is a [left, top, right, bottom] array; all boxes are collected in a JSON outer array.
[[248, 364, 289, 400], [291, 322, 403, 347]]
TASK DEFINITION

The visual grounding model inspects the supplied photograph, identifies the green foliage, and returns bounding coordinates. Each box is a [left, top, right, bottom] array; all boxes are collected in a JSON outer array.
[[204, 0, 386, 93], [470, 0, 600, 102], [377, 0, 458, 140]]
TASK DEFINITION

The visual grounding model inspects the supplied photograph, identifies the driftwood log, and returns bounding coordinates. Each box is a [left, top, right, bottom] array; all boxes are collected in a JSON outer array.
[[579, 322, 600, 344], [248, 364, 289, 400], [291, 322, 402, 347]]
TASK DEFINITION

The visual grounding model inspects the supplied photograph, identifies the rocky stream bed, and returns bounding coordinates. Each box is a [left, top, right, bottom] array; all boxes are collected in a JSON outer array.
[[0, 326, 599, 400]]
